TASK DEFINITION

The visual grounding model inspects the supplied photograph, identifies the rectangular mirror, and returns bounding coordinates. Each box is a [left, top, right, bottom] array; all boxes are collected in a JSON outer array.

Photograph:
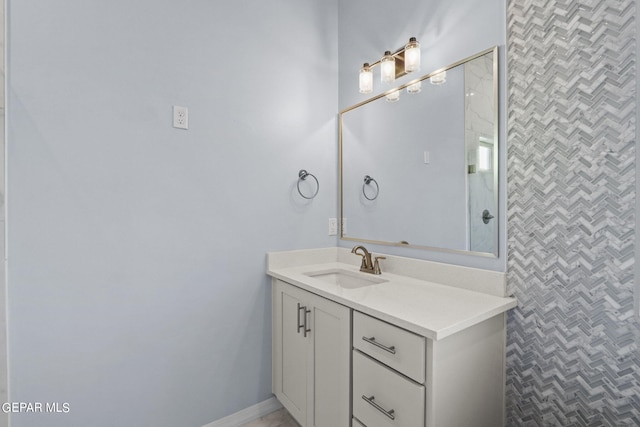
[[339, 47, 498, 257]]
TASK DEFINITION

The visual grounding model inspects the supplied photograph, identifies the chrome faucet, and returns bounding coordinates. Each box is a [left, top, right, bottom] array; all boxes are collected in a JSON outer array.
[[351, 245, 385, 275]]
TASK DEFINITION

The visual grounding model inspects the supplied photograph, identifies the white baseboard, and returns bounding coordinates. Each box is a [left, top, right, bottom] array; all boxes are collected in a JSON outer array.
[[202, 397, 283, 427]]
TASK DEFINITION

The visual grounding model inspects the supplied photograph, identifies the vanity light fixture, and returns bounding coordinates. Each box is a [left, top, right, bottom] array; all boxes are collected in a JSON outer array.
[[380, 51, 396, 84], [358, 37, 422, 94], [404, 37, 420, 72], [359, 63, 373, 93]]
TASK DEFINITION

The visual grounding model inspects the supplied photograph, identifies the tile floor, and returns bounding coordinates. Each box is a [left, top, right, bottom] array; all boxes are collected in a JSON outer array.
[[240, 408, 299, 427]]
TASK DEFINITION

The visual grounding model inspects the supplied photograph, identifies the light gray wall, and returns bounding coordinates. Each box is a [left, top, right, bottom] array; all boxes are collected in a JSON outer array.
[[338, 0, 507, 271], [6, 1, 337, 426]]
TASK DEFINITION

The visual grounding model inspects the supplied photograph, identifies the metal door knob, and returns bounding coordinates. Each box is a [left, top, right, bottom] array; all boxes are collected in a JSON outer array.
[[482, 210, 494, 224]]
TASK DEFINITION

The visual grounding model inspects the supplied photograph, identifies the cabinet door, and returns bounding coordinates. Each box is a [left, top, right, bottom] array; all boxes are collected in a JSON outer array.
[[273, 280, 311, 425], [273, 280, 351, 427], [308, 293, 350, 427]]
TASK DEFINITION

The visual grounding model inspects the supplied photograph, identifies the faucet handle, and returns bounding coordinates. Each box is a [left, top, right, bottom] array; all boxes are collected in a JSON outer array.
[[373, 256, 386, 275]]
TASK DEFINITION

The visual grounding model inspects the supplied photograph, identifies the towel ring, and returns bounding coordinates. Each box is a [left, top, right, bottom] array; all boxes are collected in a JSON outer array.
[[297, 170, 319, 199], [363, 175, 379, 200]]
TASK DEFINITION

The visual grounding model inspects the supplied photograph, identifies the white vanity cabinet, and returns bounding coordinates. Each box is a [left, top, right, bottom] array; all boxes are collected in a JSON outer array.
[[267, 248, 517, 427], [272, 279, 351, 427]]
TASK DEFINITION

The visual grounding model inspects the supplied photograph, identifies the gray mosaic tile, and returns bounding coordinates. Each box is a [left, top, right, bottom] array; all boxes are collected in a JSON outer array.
[[506, 0, 640, 425]]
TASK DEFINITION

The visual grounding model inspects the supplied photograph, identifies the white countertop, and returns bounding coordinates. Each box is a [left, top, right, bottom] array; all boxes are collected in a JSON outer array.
[[267, 253, 517, 341]]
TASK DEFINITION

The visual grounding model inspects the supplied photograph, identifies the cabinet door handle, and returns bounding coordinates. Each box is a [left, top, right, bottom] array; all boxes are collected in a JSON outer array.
[[303, 308, 311, 337], [297, 303, 306, 334], [361, 395, 395, 420], [362, 336, 396, 354]]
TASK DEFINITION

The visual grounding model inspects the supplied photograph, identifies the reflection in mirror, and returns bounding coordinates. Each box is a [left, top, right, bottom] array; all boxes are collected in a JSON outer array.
[[339, 47, 498, 256]]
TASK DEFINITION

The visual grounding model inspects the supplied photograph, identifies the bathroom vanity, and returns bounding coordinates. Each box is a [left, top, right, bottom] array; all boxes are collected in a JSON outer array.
[[267, 248, 516, 427]]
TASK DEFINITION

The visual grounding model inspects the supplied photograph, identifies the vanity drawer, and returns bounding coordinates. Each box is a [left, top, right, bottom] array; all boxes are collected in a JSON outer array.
[[353, 351, 425, 427], [353, 311, 426, 383]]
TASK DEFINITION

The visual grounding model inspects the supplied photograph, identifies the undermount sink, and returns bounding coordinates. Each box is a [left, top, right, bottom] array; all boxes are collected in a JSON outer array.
[[304, 268, 387, 289]]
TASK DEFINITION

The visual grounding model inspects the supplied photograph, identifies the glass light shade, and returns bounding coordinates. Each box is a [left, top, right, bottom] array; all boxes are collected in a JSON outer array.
[[385, 90, 400, 102], [380, 51, 396, 84], [430, 70, 447, 85], [359, 63, 373, 94], [404, 37, 421, 73], [407, 81, 422, 94]]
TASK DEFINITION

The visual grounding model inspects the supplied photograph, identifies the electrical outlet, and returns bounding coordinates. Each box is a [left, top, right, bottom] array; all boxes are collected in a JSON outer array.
[[328, 218, 338, 236], [173, 105, 188, 130], [341, 218, 347, 235]]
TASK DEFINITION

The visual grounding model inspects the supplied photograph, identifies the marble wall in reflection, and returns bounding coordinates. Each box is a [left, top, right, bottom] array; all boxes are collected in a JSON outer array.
[[465, 54, 496, 253]]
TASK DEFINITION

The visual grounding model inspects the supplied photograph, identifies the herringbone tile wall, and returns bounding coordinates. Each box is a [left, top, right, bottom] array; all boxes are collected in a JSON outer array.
[[506, 0, 639, 425]]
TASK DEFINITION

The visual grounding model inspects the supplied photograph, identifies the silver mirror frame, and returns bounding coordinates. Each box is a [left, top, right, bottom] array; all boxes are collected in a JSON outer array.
[[339, 46, 499, 258]]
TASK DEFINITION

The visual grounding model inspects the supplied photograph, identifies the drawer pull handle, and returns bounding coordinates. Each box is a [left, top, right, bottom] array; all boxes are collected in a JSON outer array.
[[362, 336, 396, 354], [362, 395, 395, 420]]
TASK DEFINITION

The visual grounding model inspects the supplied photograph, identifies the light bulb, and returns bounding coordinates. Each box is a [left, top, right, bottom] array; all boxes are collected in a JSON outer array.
[[359, 63, 373, 94], [404, 37, 420, 73], [380, 51, 396, 84]]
